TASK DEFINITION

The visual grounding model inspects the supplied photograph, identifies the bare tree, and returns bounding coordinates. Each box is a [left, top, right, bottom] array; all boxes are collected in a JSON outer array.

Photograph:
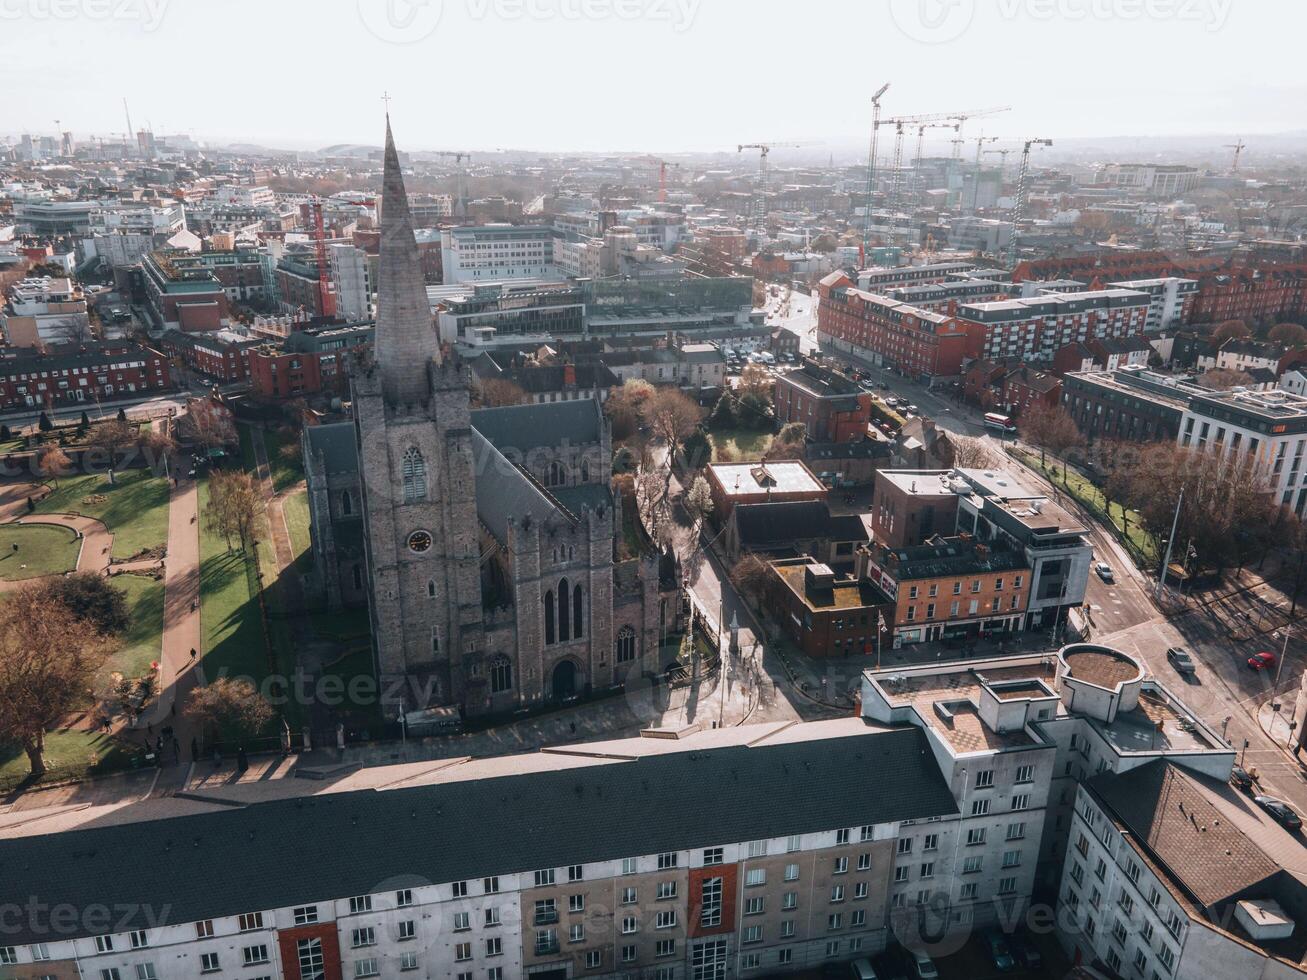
[[603, 378, 655, 441], [1202, 369, 1256, 391], [1268, 322, 1307, 348], [641, 388, 703, 485], [948, 435, 999, 469], [766, 421, 807, 461], [36, 445, 72, 488], [0, 587, 108, 776], [685, 474, 714, 527], [205, 470, 262, 552], [52, 314, 94, 346], [183, 676, 275, 739], [86, 419, 137, 482], [1020, 402, 1081, 478], [475, 378, 528, 407], [1211, 319, 1252, 345], [731, 552, 774, 608]]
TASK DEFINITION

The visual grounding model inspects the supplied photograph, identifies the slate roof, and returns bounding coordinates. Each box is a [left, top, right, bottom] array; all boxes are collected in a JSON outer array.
[[1086, 760, 1280, 912], [0, 727, 956, 943], [470, 429, 567, 542], [735, 499, 832, 545], [305, 421, 359, 475], [551, 482, 613, 518], [471, 398, 602, 456]]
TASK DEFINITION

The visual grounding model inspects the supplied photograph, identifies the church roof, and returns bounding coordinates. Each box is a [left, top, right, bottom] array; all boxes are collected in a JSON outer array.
[[471, 398, 603, 456], [305, 421, 358, 475], [471, 429, 568, 542]]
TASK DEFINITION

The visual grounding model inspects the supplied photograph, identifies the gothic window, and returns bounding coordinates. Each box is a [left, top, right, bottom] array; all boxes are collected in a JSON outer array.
[[558, 578, 570, 642], [430, 629, 439, 655], [548, 460, 566, 487], [573, 584, 583, 639], [340, 490, 352, 516], [581, 459, 590, 483], [616, 625, 636, 663], [427, 579, 436, 599], [402, 448, 426, 503], [352, 565, 362, 590], [490, 655, 512, 694], [544, 590, 555, 645]]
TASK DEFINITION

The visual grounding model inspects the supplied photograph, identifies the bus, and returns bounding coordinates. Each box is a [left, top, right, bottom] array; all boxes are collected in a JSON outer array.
[[984, 412, 1018, 435]]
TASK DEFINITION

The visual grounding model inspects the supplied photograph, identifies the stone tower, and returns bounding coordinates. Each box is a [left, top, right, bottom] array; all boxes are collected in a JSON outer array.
[[352, 116, 484, 708]]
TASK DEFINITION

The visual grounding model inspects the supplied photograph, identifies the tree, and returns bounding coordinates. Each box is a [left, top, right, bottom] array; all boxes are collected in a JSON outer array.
[[1269, 322, 1307, 348], [476, 378, 528, 407], [1020, 402, 1081, 477], [603, 379, 655, 441], [137, 428, 177, 474], [38, 412, 52, 433], [641, 388, 702, 484], [52, 314, 93, 346], [680, 429, 712, 471], [79, 410, 90, 428], [948, 435, 999, 469], [183, 676, 274, 739], [116, 407, 127, 423], [205, 470, 262, 552], [35, 572, 130, 635], [0, 587, 108, 776], [737, 364, 773, 399], [37, 445, 71, 488], [1211, 319, 1252, 345], [86, 420, 137, 482], [1201, 369, 1256, 391], [685, 475, 714, 526], [766, 421, 807, 461], [731, 552, 773, 607]]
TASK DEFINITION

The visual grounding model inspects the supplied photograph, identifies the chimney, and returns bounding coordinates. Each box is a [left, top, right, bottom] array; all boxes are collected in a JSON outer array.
[[854, 545, 871, 582], [564, 364, 576, 387]]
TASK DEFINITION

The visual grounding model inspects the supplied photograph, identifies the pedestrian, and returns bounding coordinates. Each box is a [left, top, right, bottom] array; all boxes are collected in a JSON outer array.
[[189, 647, 196, 660], [190, 736, 199, 762], [237, 746, 249, 773]]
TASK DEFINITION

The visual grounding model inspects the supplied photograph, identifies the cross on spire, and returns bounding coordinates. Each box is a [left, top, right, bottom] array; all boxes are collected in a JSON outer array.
[[381, 91, 392, 115]]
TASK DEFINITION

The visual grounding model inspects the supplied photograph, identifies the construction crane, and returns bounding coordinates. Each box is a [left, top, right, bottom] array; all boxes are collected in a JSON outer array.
[[1006, 138, 1053, 269], [434, 151, 472, 217], [878, 107, 1009, 215], [861, 81, 890, 260], [639, 157, 681, 203], [1225, 137, 1246, 174], [949, 105, 1011, 158], [308, 199, 337, 319], [737, 141, 812, 231]]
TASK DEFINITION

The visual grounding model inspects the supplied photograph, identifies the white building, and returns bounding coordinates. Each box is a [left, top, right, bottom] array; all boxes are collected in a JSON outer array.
[[1105, 276, 1198, 333], [440, 225, 555, 283], [209, 185, 276, 208], [328, 243, 374, 320]]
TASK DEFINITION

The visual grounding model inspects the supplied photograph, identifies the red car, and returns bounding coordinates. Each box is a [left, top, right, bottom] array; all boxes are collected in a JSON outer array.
[[1248, 651, 1276, 671]]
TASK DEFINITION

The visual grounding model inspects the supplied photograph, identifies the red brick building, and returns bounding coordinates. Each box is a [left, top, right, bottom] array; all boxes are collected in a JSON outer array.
[[769, 556, 895, 658], [705, 460, 827, 522], [774, 361, 872, 443], [0, 341, 173, 411], [816, 271, 970, 380], [1000, 365, 1062, 418], [160, 329, 259, 382]]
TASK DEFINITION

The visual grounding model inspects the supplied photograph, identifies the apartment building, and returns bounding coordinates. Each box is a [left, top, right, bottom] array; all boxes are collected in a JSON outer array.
[[774, 361, 872, 443], [869, 470, 960, 549], [1105, 277, 1197, 333], [855, 262, 978, 292], [0, 720, 962, 980], [140, 250, 234, 331], [440, 225, 554, 283], [0, 340, 172, 410], [883, 277, 1009, 313], [863, 534, 1031, 645], [159, 329, 260, 382], [955, 288, 1151, 364]]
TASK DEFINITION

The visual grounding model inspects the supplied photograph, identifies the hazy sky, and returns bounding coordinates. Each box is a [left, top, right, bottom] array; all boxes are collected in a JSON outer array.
[[3, 0, 1303, 155]]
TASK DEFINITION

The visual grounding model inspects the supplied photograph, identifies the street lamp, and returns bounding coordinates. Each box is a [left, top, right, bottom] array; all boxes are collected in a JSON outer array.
[[397, 708, 408, 747]]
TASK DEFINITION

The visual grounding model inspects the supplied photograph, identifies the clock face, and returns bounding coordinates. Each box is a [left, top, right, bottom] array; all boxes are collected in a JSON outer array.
[[407, 529, 433, 554]]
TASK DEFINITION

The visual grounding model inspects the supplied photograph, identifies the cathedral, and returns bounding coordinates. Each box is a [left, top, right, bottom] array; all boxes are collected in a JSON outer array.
[[303, 118, 670, 716]]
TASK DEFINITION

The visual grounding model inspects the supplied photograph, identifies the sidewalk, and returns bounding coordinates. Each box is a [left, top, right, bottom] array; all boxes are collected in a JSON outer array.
[[1257, 696, 1304, 761]]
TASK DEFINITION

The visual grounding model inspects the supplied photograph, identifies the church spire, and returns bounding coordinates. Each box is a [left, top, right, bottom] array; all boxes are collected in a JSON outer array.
[[376, 114, 440, 406]]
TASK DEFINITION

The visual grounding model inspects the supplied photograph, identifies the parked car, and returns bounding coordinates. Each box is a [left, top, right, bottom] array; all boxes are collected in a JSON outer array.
[[985, 930, 1016, 971], [1230, 765, 1254, 790], [906, 404, 919, 414], [1248, 651, 1276, 671], [1010, 934, 1042, 970], [848, 959, 879, 980], [1255, 795, 1302, 831], [1166, 646, 1196, 673], [1095, 561, 1115, 583], [907, 949, 938, 979]]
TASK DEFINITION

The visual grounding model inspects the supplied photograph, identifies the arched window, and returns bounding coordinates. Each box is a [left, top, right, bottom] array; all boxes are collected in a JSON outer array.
[[581, 459, 590, 483], [544, 590, 555, 645], [573, 584, 583, 640], [340, 490, 353, 516], [427, 579, 436, 599], [351, 565, 362, 590], [548, 460, 565, 487], [616, 625, 636, 663], [402, 447, 426, 503], [558, 578, 570, 643], [490, 655, 512, 694]]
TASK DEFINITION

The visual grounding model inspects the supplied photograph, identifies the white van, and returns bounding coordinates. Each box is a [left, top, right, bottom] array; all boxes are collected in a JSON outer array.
[[849, 959, 879, 980]]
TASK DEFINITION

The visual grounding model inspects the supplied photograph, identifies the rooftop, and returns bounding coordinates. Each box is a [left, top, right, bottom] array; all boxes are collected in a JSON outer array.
[[772, 559, 890, 611], [1061, 645, 1142, 689], [709, 460, 825, 497]]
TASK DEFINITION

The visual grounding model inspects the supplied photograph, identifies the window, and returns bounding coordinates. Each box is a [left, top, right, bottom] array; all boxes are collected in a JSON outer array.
[[0, 949, 16, 966], [743, 926, 762, 944], [620, 857, 638, 875], [101, 971, 121, 980], [700, 877, 723, 927], [782, 891, 798, 911], [851, 909, 866, 927], [351, 928, 376, 949], [998, 877, 1018, 896], [831, 885, 845, 902], [658, 851, 679, 869], [833, 856, 848, 874], [243, 946, 270, 966], [585, 950, 602, 969], [401, 448, 426, 502], [354, 960, 378, 979], [30, 945, 50, 961], [657, 881, 677, 900], [655, 910, 677, 929], [567, 864, 584, 882], [621, 944, 637, 963], [621, 916, 638, 935], [897, 837, 912, 855], [616, 625, 636, 662], [859, 824, 875, 842], [398, 920, 415, 941], [200, 954, 220, 974], [1011, 793, 1030, 811], [485, 937, 502, 957], [399, 952, 418, 972], [533, 931, 556, 956], [622, 887, 637, 905], [534, 868, 555, 887], [745, 897, 765, 915], [784, 862, 799, 881], [972, 799, 991, 816], [703, 847, 723, 866], [894, 866, 909, 882], [1165, 910, 1184, 938], [963, 856, 983, 874], [1159, 945, 1176, 972], [967, 827, 986, 846], [96, 937, 115, 953], [923, 833, 938, 851], [129, 931, 148, 949], [975, 769, 995, 788], [297, 939, 324, 980], [747, 839, 768, 858], [349, 895, 373, 914], [453, 911, 472, 932], [656, 939, 676, 958], [1015, 764, 1034, 783], [857, 852, 872, 870], [484, 876, 500, 893], [294, 906, 319, 925], [1002, 850, 1021, 868], [534, 900, 557, 925], [135, 965, 156, 980], [569, 894, 585, 913]]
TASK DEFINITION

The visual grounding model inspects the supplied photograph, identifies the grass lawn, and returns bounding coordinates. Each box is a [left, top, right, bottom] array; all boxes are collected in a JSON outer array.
[[0, 523, 81, 579], [104, 573, 165, 684], [283, 488, 313, 575], [34, 469, 170, 559], [198, 476, 269, 682], [707, 425, 774, 460], [0, 728, 145, 792], [263, 426, 304, 494]]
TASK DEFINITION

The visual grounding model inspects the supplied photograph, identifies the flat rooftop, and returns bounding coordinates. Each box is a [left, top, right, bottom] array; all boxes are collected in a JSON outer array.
[[710, 461, 824, 496], [1092, 685, 1219, 755], [773, 562, 889, 612], [1062, 646, 1142, 689], [877, 469, 959, 499]]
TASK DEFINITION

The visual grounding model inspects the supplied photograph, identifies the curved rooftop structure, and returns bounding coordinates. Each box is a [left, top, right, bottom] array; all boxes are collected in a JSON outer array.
[[1058, 643, 1144, 723]]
